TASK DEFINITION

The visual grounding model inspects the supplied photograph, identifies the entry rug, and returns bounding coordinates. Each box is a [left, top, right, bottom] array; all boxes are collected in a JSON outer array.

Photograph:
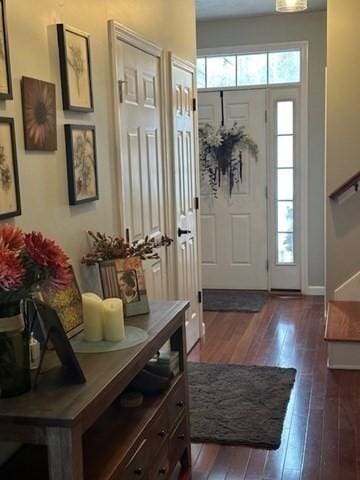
[[203, 289, 268, 312], [188, 362, 296, 450]]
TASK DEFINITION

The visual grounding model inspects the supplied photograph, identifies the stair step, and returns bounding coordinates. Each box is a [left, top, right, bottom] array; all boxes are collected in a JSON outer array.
[[325, 301, 360, 342]]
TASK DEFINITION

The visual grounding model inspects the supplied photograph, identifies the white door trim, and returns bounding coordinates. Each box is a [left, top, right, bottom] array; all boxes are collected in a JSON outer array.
[[108, 20, 175, 298], [169, 53, 205, 337], [197, 41, 309, 293]]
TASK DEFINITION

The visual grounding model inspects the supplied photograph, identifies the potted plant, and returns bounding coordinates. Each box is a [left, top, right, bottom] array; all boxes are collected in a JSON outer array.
[[0, 224, 71, 397]]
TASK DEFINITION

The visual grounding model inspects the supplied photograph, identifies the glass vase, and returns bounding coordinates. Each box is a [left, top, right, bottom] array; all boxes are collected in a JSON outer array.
[[0, 303, 31, 398]]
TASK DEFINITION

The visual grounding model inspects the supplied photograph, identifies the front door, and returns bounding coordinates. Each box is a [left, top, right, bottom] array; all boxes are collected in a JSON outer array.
[[115, 39, 167, 300], [198, 89, 268, 290], [171, 58, 202, 351]]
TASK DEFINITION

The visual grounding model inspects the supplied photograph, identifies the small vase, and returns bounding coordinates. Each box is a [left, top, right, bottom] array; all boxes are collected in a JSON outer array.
[[0, 303, 31, 398]]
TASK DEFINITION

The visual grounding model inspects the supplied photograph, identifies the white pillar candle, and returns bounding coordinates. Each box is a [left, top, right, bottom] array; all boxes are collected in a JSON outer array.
[[103, 298, 125, 342], [82, 293, 104, 342]]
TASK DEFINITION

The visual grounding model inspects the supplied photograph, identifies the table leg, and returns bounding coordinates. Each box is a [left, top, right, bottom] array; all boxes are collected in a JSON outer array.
[[46, 425, 83, 480]]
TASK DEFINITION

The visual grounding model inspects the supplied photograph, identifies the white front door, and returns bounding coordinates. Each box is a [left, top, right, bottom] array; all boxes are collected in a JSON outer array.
[[115, 39, 167, 300], [199, 89, 268, 290], [171, 57, 202, 351]]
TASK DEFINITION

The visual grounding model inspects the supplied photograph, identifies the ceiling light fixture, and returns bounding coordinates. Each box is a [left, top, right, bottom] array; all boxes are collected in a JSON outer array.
[[276, 0, 308, 13]]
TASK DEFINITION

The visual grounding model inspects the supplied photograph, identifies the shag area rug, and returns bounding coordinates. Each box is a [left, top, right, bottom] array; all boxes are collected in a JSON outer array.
[[188, 362, 296, 450], [203, 289, 268, 312]]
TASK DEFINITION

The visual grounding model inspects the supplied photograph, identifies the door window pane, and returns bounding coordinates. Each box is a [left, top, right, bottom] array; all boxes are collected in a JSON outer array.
[[277, 135, 293, 167], [269, 51, 301, 84], [277, 101, 293, 135], [197, 58, 206, 88], [237, 53, 267, 86], [277, 201, 294, 232], [278, 233, 294, 264], [278, 169, 294, 200], [206, 56, 236, 88]]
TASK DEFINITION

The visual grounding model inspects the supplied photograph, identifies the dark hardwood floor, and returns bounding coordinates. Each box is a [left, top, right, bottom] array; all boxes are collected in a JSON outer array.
[[179, 294, 360, 480]]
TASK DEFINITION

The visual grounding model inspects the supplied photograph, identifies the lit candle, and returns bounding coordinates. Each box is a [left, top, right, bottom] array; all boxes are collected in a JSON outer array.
[[103, 298, 125, 342], [82, 293, 104, 342]]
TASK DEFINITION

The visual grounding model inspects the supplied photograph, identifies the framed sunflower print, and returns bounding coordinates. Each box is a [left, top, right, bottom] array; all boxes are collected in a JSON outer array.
[[57, 24, 94, 112], [21, 77, 57, 151], [65, 124, 99, 205], [0, 0, 12, 100], [0, 117, 21, 220]]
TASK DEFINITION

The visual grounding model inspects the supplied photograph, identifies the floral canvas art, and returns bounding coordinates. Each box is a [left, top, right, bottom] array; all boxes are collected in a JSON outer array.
[[65, 124, 98, 205], [0, 118, 21, 220], [21, 77, 57, 151]]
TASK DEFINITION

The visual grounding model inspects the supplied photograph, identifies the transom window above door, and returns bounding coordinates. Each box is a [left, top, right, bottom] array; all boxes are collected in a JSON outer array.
[[197, 50, 301, 89]]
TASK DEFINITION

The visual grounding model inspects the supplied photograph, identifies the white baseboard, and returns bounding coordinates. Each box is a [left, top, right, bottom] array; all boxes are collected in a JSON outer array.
[[305, 285, 325, 296]]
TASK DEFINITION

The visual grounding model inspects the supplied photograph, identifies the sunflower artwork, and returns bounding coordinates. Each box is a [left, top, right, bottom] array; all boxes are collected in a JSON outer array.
[[21, 77, 57, 151]]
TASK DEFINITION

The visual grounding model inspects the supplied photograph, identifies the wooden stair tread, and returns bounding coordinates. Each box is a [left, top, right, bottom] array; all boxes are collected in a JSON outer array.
[[325, 301, 360, 342]]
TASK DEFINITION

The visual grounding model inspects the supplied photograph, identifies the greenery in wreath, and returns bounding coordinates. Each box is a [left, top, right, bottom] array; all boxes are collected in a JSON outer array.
[[199, 122, 258, 198]]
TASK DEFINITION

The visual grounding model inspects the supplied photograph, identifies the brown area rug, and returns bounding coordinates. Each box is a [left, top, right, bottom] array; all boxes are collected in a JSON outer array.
[[188, 362, 296, 450]]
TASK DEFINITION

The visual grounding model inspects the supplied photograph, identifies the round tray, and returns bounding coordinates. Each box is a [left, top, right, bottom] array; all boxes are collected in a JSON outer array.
[[71, 326, 148, 353]]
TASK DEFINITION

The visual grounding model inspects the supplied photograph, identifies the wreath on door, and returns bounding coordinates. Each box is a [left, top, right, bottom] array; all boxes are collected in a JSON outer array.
[[199, 122, 258, 198]]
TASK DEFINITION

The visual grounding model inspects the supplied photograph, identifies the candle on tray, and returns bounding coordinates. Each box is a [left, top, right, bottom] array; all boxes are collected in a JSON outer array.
[[103, 298, 125, 342], [82, 293, 104, 342]]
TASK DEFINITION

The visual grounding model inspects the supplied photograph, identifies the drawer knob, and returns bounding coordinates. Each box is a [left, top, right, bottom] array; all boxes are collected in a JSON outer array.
[[134, 467, 143, 476], [159, 468, 167, 475], [177, 433, 185, 440], [158, 429, 166, 438], [176, 401, 184, 408]]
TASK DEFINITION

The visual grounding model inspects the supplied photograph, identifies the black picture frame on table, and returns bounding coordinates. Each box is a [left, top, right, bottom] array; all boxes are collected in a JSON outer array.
[[57, 24, 94, 112], [0, 0, 12, 100], [0, 117, 21, 220], [64, 124, 99, 205]]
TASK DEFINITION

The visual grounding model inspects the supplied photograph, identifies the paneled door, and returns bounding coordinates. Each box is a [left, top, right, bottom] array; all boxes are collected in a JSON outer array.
[[199, 90, 268, 290], [171, 57, 202, 351], [114, 35, 167, 300]]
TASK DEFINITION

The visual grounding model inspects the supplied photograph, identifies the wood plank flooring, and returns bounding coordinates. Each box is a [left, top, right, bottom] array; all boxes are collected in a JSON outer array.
[[178, 295, 360, 480]]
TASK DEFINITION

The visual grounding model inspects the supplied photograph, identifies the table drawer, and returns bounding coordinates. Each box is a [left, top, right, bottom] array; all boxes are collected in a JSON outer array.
[[118, 439, 149, 480], [148, 445, 169, 480], [167, 377, 186, 430], [147, 407, 169, 458], [169, 416, 187, 468]]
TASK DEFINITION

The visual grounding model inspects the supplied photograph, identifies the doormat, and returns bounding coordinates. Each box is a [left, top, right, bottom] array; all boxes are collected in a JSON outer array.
[[203, 289, 268, 312], [188, 362, 296, 450]]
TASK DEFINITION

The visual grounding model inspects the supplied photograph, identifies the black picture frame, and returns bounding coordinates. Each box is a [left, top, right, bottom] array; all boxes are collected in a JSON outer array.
[[65, 124, 99, 205], [0, 117, 21, 220], [57, 24, 94, 112], [0, 0, 12, 100]]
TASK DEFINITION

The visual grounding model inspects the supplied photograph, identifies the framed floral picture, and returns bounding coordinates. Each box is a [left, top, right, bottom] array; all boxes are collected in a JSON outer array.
[[0, 117, 21, 220], [57, 24, 94, 112], [0, 0, 12, 100], [99, 257, 150, 317], [21, 77, 57, 151], [65, 124, 98, 205]]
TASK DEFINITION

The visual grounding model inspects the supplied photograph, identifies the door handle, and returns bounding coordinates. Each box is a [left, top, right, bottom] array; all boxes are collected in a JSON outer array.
[[178, 227, 191, 237]]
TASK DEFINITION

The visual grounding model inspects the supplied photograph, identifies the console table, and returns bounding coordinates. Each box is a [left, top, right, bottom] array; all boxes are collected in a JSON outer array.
[[0, 301, 191, 480]]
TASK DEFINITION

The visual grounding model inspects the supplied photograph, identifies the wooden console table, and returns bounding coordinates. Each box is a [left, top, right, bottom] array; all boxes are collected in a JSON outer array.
[[0, 301, 191, 480]]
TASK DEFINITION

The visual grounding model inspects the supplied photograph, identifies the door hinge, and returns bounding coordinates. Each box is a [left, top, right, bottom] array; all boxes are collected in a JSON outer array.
[[266, 259, 269, 272], [192, 98, 197, 112], [198, 290, 202, 304], [118, 80, 127, 103], [125, 228, 130, 243], [265, 186, 268, 199], [194, 196, 199, 210], [265, 110, 268, 123]]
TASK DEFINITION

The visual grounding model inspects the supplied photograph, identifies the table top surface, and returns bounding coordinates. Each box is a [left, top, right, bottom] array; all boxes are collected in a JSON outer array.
[[0, 300, 189, 428]]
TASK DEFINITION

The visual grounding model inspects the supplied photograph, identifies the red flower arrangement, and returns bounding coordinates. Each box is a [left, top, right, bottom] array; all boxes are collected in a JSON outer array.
[[0, 224, 71, 307]]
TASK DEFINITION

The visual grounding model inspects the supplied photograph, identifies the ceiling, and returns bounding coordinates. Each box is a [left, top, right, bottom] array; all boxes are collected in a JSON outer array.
[[196, 0, 327, 21]]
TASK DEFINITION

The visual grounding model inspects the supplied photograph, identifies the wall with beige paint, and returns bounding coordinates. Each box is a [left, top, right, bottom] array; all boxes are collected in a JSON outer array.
[[197, 11, 327, 288], [326, 0, 360, 298], [0, 0, 196, 464]]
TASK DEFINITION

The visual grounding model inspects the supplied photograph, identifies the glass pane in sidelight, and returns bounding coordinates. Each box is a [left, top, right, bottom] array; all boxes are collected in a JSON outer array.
[[277, 201, 294, 233], [277, 101, 293, 135], [277, 135, 293, 168], [278, 233, 294, 264], [277, 169, 294, 200], [237, 53, 267, 86], [269, 50, 301, 84], [207, 56, 236, 88], [197, 58, 206, 88]]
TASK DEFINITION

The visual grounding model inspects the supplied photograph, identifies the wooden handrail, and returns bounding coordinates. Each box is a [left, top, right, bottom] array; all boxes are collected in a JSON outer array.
[[329, 170, 360, 201]]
